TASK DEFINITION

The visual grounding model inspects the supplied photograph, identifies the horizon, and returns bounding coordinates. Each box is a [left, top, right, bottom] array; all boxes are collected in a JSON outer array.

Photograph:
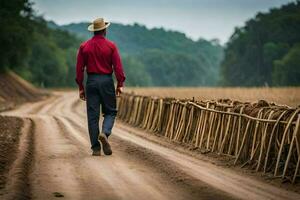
[[53, 20, 217, 43], [32, 0, 294, 44]]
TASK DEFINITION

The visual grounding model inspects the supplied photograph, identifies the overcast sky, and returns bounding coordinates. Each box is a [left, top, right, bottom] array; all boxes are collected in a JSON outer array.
[[32, 0, 294, 44]]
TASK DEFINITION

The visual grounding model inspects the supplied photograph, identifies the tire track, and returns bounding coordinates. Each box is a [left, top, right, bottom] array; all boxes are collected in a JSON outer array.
[[20, 96, 191, 200], [52, 115, 200, 200], [29, 116, 85, 199], [3, 91, 300, 200], [68, 91, 300, 200], [2, 118, 34, 200], [54, 113, 234, 200]]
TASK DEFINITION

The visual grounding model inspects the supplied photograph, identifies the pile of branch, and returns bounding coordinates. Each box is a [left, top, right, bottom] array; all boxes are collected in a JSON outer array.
[[117, 93, 300, 183]]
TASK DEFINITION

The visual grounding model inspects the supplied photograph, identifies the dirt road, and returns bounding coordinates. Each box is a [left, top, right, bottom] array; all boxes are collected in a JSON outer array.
[[1, 91, 300, 200]]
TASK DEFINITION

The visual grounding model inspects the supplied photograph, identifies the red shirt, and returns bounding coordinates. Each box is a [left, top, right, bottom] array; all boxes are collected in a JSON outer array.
[[76, 35, 125, 90]]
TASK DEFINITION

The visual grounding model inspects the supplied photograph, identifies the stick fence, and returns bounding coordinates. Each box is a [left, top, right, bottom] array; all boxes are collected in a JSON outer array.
[[117, 93, 300, 183]]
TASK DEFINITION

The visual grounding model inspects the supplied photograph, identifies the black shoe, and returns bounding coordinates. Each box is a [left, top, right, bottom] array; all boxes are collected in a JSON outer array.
[[98, 133, 112, 155], [92, 150, 101, 156]]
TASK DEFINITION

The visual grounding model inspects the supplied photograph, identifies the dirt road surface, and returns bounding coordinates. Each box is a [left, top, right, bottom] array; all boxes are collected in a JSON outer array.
[[1, 91, 300, 200]]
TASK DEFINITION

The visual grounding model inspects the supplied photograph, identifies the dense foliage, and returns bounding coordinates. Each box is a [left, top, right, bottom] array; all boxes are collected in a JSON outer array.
[[17, 18, 81, 87], [221, 1, 300, 86], [2, 0, 298, 88], [0, 0, 81, 87], [0, 0, 223, 87], [59, 22, 224, 86], [0, 0, 33, 72]]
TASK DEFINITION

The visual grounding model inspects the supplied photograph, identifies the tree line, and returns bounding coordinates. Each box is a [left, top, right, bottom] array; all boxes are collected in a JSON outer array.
[[59, 22, 224, 87], [221, 1, 300, 86], [1, 0, 299, 88], [1, 0, 223, 88], [0, 0, 81, 87]]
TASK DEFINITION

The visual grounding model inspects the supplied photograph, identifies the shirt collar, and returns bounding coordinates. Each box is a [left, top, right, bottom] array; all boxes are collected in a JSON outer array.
[[93, 35, 105, 39]]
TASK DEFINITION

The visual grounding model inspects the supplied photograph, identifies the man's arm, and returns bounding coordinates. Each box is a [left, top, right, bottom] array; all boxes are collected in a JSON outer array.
[[75, 45, 86, 100], [111, 44, 125, 95]]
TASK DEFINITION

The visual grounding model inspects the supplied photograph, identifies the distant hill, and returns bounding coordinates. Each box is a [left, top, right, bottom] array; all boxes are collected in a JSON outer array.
[[1, 0, 223, 87], [51, 21, 224, 86]]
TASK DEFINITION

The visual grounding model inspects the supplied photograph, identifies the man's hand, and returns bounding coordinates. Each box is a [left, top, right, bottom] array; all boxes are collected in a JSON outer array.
[[116, 87, 123, 97], [79, 89, 86, 101]]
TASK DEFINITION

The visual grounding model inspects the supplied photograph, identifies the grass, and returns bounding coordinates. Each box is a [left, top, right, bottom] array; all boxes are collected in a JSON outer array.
[[125, 87, 300, 107]]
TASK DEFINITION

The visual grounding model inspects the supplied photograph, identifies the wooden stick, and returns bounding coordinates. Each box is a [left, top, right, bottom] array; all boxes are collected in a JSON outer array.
[[235, 106, 245, 156], [283, 114, 299, 180], [195, 110, 204, 147], [199, 103, 210, 149], [274, 108, 300, 176], [234, 120, 251, 165], [227, 116, 237, 155], [250, 110, 264, 160], [183, 105, 194, 143], [212, 113, 222, 152], [207, 112, 216, 150], [220, 108, 233, 153], [256, 111, 274, 171]]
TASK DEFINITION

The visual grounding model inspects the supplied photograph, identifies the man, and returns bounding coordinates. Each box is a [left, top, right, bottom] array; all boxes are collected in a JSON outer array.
[[75, 18, 125, 156]]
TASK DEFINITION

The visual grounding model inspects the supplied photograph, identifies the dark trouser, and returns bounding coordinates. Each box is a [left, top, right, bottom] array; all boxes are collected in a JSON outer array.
[[86, 74, 117, 151]]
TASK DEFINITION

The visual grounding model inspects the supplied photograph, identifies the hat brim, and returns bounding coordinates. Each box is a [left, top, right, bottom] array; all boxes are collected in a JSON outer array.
[[88, 22, 110, 32]]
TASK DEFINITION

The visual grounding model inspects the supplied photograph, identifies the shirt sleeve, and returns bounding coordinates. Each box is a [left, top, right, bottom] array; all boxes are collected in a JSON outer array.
[[112, 44, 126, 87], [75, 45, 85, 90]]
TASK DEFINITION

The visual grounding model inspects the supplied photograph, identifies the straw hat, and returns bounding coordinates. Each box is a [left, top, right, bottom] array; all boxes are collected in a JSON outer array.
[[88, 18, 110, 32]]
